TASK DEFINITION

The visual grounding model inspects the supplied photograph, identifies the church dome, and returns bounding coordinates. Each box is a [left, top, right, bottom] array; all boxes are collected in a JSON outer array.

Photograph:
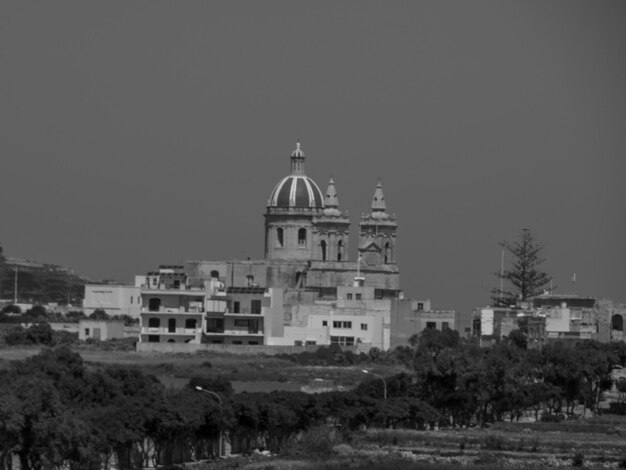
[[268, 175, 324, 208], [267, 142, 324, 209]]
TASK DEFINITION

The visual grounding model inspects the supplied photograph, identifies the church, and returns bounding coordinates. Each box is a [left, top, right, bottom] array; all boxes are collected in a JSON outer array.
[[136, 143, 453, 350], [186, 141, 401, 297]]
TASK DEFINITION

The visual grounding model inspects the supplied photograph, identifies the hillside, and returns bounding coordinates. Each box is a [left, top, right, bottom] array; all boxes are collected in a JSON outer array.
[[0, 247, 89, 304]]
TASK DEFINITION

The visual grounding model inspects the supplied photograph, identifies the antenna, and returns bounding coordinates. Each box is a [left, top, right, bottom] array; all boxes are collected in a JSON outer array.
[[499, 249, 504, 302], [14, 266, 18, 304]]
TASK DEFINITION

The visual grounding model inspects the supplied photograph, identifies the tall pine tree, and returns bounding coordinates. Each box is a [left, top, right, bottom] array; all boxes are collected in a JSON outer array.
[[492, 228, 552, 307]]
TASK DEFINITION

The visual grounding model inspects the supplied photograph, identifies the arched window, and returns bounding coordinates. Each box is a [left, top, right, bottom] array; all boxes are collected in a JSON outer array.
[[210, 270, 219, 279], [384, 241, 391, 264], [246, 274, 255, 287], [277, 227, 284, 247], [612, 314, 624, 331], [298, 228, 307, 246], [320, 240, 327, 261], [337, 239, 344, 261]]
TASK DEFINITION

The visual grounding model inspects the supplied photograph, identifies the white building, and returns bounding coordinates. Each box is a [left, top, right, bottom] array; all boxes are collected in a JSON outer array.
[[83, 284, 141, 318]]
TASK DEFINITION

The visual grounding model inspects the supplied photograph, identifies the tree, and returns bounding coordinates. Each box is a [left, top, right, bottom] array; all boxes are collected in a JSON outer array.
[[492, 228, 552, 306], [89, 309, 110, 320]]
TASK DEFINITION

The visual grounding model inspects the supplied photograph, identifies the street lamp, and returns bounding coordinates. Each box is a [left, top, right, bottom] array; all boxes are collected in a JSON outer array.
[[195, 386, 224, 458], [362, 369, 387, 400]]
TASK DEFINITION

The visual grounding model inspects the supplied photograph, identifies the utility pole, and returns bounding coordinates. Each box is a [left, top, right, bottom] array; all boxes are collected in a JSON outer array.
[[13, 266, 18, 304]]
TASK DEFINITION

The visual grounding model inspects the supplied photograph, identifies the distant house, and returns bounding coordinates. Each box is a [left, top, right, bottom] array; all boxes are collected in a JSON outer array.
[[79, 320, 125, 341], [83, 284, 142, 319]]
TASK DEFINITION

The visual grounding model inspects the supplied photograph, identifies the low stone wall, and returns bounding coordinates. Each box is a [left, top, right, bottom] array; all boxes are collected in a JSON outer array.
[[136, 342, 359, 355]]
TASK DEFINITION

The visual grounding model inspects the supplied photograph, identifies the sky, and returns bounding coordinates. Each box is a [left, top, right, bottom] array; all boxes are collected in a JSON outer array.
[[1, 1, 625, 314]]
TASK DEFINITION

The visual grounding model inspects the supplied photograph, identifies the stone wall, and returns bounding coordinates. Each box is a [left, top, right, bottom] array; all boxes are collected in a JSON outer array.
[[137, 342, 358, 355]]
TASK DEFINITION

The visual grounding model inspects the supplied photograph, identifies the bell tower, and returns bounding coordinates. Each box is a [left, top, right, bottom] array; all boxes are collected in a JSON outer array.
[[358, 180, 398, 267], [312, 178, 350, 262]]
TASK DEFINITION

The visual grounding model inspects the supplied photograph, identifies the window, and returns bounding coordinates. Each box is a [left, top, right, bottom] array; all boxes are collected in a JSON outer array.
[[251, 299, 262, 314], [206, 319, 224, 333], [346, 293, 353, 300], [234, 319, 249, 327], [148, 298, 161, 312], [185, 319, 197, 329], [355, 293, 362, 300], [148, 318, 160, 328], [84, 328, 90, 336], [211, 340, 223, 344], [294, 340, 303, 346], [322, 320, 328, 326], [168, 318, 176, 333], [330, 336, 355, 346], [248, 341, 259, 345], [320, 240, 327, 261], [426, 322, 437, 329], [305, 340, 316, 346], [384, 241, 391, 263], [248, 320, 259, 334], [246, 275, 255, 287], [148, 335, 160, 343], [130, 296, 133, 304], [232, 340, 243, 345], [333, 321, 352, 329], [417, 302, 424, 311], [233, 301, 240, 313], [337, 239, 344, 261], [361, 323, 368, 331], [277, 227, 284, 247], [298, 228, 307, 246]]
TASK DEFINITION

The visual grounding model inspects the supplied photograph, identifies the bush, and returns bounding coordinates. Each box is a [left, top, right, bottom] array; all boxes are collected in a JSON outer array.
[[286, 426, 342, 458], [608, 402, 626, 415], [4, 323, 55, 346], [572, 451, 584, 467], [540, 412, 564, 422]]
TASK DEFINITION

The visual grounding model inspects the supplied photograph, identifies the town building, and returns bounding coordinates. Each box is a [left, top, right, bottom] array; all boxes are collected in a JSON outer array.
[[83, 284, 141, 318], [137, 266, 208, 344], [78, 319, 125, 341], [472, 294, 626, 347]]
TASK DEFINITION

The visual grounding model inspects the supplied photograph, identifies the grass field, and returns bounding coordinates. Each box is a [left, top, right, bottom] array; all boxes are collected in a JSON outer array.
[[0, 345, 398, 392]]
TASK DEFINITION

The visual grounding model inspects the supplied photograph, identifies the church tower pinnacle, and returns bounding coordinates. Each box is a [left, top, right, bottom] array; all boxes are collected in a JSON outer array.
[[371, 179, 386, 212], [358, 179, 398, 266]]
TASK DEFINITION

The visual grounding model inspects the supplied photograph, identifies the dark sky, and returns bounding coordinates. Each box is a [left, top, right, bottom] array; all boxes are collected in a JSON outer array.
[[1, 1, 625, 313]]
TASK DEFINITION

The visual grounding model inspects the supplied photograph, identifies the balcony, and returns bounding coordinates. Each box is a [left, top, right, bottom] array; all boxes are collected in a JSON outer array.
[[204, 329, 264, 336], [141, 327, 201, 336], [141, 285, 206, 296], [141, 307, 205, 314], [224, 308, 263, 317]]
